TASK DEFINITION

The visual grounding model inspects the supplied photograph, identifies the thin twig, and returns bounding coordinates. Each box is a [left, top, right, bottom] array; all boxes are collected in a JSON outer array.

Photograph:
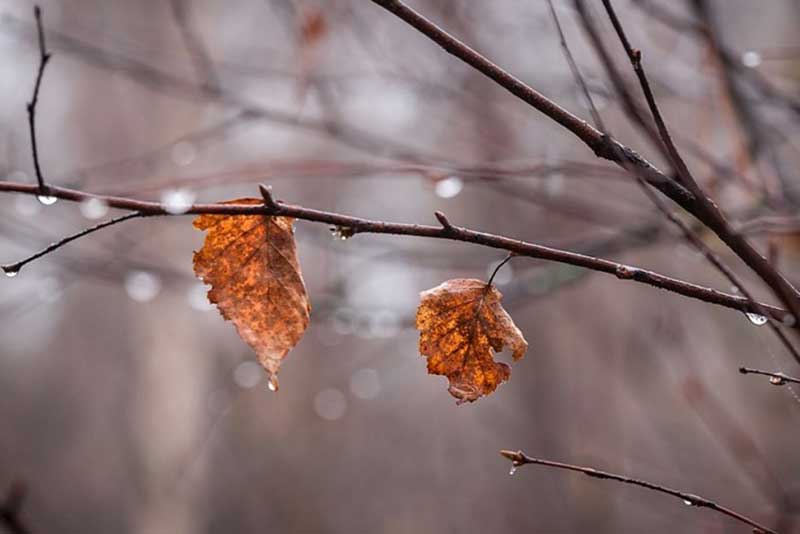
[[500, 450, 777, 534], [26, 5, 51, 196], [739, 366, 800, 386], [544, 0, 605, 132], [0, 180, 792, 326], [1, 212, 144, 276]]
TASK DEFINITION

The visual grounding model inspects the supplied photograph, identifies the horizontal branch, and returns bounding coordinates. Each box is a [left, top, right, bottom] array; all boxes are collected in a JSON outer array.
[[500, 449, 776, 534], [0, 180, 791, 326]]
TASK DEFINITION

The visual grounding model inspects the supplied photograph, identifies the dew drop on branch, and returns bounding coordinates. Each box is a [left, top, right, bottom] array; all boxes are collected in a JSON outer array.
[[37, 195, 57, 206], [745, 312, 768, 326], [508, 464, 517, 476], [682, 499, 694, 506], [329, 226, 355, 240], [769, 375, 786, 386], [3, 266, 19, 278], [161, 189, 196, 215]]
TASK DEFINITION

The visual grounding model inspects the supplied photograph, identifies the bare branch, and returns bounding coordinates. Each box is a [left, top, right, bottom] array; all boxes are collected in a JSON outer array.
[[544, 0, 605, 132], [500, 449, 777, 534], [0, 180, 792, 326], [26, 5, 51, 196]]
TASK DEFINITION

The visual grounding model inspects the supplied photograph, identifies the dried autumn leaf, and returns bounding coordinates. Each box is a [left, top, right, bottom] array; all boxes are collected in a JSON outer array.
[[193, 199, 310, 391], [416, 279, 527, 404]]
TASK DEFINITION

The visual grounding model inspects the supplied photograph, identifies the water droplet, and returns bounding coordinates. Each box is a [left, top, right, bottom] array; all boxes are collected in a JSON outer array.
[[37, 195, 57, 206], [3, 266, 19, 278], [745, 312, 768, 326], [741, 50, 762, 68], [329, 226, 355, 240], [160, 189, 196, 215], [233, 361, 263, 389], [313, 388, 347, 420], [79, 198, 109, 220], [124, 270, 161, 302], [435, 176, 463, 199], [769, 375, 786, 386], [267, 375, 279, 392], [683, 499, 694, 506], [509, 464, 517, 476], [171, 141, 197, 166]]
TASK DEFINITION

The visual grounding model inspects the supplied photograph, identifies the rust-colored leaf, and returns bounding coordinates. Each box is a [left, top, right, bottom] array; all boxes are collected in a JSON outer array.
[[193, 199, 310, 391], [416, 279, 527, 404]]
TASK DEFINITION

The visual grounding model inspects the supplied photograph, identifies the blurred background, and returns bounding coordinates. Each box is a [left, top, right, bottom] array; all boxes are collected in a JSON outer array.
[[2, 0, 800, 532]]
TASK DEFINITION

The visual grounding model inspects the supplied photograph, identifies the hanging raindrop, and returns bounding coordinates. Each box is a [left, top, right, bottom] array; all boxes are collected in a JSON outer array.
[[745, 312, 768, 326], [267, 374, 279, 392], [769, 375, 786, 386], [329, 226, 355, 241], [37, 195, 57, 206], [2, 266, 19, 278]]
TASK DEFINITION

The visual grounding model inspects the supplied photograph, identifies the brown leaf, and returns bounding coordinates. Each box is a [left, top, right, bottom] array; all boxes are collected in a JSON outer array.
[[416, 279, 527, 404], [193, 199, 311, 391]]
